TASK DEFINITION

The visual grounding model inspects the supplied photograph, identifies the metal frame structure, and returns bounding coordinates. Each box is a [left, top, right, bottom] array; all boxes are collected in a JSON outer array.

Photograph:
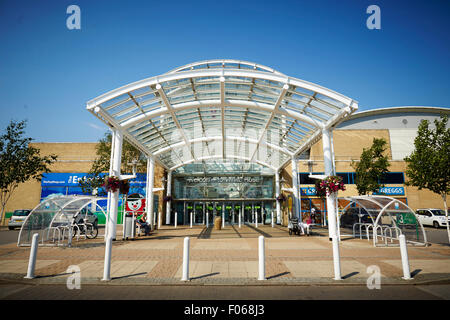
[[18, 195, 107, 247], [87, 60, 359, 281], [87, 59, 358, 172], [341, 195, 427, 246]]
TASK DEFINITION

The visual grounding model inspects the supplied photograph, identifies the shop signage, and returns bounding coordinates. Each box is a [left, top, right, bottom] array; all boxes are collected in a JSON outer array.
[[184, 176, 261, 184], [300, 186, 405, 196], [41, 172, 147, 186], [300, 187, 317, 196], [374, 187, 405, 196]]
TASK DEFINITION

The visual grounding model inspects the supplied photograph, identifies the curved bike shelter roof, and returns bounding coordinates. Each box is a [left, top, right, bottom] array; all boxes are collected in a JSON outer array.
[[18, 195, 106, 247], [87, 59, 358, 171], [342, 195, 427, 246]]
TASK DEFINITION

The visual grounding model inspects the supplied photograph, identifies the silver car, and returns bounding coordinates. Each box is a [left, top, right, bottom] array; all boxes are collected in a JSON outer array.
[[8, 209, 31, 230]]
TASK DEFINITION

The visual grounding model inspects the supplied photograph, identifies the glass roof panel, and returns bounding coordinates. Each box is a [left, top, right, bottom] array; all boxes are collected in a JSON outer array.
[[88, 60, 357, 170]]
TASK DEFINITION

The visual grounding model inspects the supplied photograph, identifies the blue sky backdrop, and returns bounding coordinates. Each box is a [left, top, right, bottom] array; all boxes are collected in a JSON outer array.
[[1, 0, 449, 142]]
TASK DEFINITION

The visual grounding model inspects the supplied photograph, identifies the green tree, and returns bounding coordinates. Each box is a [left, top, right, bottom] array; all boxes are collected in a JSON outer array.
[[79, 132, 146, 195], [404, 114, 450, 242], [0, 120, 57, 225], [351, 138, 391, 195]]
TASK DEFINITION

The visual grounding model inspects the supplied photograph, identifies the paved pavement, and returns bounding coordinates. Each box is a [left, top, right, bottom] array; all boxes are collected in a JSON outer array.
[[0, 224, 449, 300]]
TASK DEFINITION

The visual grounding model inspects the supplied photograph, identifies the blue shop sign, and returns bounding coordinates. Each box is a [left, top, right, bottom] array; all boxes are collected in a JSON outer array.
[[41, 172, 147, 186], [374, 187, 405, 196], [300, 187, 317, 196]]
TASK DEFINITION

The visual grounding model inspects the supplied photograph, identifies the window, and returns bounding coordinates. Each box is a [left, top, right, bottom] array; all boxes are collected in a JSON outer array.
[[379, 172, 405, 184], [299, 173, 323, 185]]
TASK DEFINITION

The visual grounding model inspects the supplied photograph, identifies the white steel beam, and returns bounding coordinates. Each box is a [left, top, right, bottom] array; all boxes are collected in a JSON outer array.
[[220, 76, 225, 159], [153, 135, 293, 157], [250, 83, 289, 162], [156, 83, 197, 161]]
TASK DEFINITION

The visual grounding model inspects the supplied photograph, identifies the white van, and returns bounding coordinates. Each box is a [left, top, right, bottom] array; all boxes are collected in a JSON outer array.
[[416, 209, 450, 228]]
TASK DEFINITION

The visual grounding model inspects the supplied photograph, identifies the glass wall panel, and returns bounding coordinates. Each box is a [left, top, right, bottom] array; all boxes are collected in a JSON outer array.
[[173, 175, 274, 199]]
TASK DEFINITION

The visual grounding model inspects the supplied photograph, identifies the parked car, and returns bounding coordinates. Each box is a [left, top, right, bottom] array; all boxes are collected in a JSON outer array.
[[416, 208, 450, 228], [8, 209, 31, 230], [340, 207, 375, 227]]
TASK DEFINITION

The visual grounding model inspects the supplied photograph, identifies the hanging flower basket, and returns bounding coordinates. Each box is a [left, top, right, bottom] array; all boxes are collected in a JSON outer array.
[[119, 180, 130, 194], [103, 176, 129, 194], [316, 175, 346, 197], [276, 194, 286, 202]]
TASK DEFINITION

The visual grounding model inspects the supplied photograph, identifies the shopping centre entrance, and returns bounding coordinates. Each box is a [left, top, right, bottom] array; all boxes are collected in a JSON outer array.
[[173, 199, 274, 226], [86, 59, 359, 240]]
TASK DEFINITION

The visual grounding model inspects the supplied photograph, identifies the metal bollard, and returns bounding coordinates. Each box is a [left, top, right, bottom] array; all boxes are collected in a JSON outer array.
[[206, 212, 209, 228], [25, 233, 39, 279], [174, 212, 177, 228], [332, 235, 342, 280], [102, 235, 113, 281], [255, 212, 258, 228], [222, 211, 225, 228], [271, 211, 274, 228], [158, 211, 162, 229], [238, 211, 241, 228], [190, 212, 193, 228], [258, 236, 266, 280], [399, 235, 412, 280], [181, 237, 190, 281]]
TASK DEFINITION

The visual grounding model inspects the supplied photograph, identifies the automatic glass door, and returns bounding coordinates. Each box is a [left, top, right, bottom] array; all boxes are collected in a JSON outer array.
[[194, 203, 204, 224]]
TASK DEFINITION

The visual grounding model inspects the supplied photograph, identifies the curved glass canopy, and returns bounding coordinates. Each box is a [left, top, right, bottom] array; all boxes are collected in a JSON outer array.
[[342, 195, 427, 246], [87, 59, 358, 171], [18, 195, 106, 247]]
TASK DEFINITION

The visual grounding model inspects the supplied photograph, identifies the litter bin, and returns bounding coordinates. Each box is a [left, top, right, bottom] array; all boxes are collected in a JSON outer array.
[[124, 214, 136, 240]]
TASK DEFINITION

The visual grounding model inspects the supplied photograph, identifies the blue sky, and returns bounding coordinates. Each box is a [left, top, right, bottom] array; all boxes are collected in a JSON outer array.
[[1, 0, 449, 142]]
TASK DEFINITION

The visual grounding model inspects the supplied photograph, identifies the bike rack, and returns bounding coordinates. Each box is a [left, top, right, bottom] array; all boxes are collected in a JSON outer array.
[[352, 223, 373, 241], [382, 226, 402, 245]]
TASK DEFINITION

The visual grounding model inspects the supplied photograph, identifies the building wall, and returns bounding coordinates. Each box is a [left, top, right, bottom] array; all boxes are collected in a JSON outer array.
[[295, 119, 447, 212], [5, 142, 166, 224]]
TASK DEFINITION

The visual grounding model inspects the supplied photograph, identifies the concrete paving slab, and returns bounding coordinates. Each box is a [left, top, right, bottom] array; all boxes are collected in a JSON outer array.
[[0, 260, 59, 274], [175, 261, 259, 279], [193, 239, 251, 250], [283, 260, 373, 279], [267, 239, 327, 250], [119, 241, 178, 250], [383, 259, 450, 274]]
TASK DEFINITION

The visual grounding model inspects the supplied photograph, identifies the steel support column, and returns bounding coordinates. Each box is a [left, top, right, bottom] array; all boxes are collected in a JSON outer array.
[[107, 129, 123, 240], [166, 170, 172, 224], [146, 156, 155, 229], [291, 157, 300, 219], [275, 171, 281, 224], [322, 128, 337, 240]]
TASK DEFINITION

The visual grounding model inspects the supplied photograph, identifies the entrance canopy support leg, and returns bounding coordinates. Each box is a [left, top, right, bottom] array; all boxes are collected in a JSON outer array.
[[322, 128, 337, 240], [291, 157, 300, 220], [107, 128, 123, 241], [166, 170, 172, 225], [275, 171, 281, 224], [146, 156, 155, 230]]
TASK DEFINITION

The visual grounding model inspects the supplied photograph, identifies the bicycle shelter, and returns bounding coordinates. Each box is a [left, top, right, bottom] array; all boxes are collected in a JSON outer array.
[[340, 195, 428, 246], [17, 195, 107, 247]]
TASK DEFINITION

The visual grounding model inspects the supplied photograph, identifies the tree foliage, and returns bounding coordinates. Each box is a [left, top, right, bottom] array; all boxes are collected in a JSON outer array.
[[79, 132, 146, 195], [404, 114, 450, 243], [0, 120, 57, 224], [404, 114, 449, 197], [351, 138, 390, 195]]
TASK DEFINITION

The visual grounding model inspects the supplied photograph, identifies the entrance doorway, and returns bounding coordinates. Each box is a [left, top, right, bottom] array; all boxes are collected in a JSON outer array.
[[174, 200, 275, 226]]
